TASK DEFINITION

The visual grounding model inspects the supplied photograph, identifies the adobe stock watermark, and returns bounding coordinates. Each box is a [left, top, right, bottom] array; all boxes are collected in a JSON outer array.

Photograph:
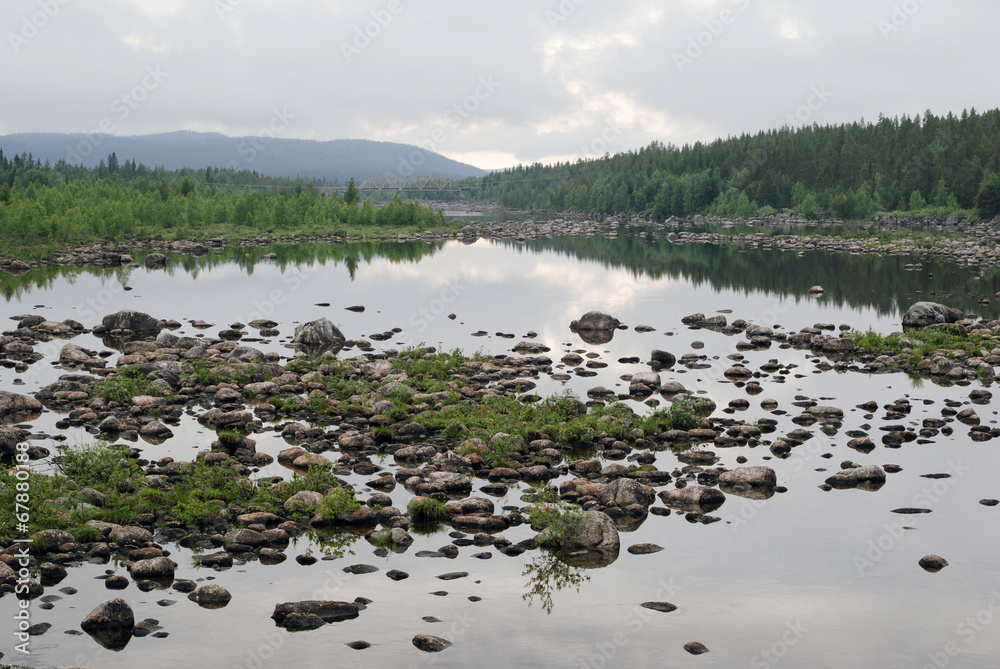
[[878, 0, 931, 40], [213, 0, 243, 21], [396, 76, 501, 176], [776, 85, 834, 128], [674, 0, 752, 72], [545, 0, 587, 30], [574, 578, 681, 669], [853, 459, 969, 576], [8, 0, 71, 53], [65, 66, 169, 164], [226, 107, 295, 170], [341, 0, 403, 63], [750, 620, 810, 668], [921, 586, 1000, 669], [580, 121, 622, 161]]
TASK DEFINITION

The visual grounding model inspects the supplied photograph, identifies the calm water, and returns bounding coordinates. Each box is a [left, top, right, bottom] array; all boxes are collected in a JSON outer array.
[[2, 235, 1000, 668]]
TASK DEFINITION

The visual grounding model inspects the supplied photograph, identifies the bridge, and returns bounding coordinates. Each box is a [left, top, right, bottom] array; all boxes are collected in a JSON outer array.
[[321, 175, 463, 194]]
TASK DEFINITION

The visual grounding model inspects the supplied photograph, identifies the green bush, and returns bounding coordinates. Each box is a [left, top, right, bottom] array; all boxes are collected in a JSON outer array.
[[57, 441, 142, 491], [406, 497, 450, 523], [91, 368, 158, 404], [317, 487, 361, 520]]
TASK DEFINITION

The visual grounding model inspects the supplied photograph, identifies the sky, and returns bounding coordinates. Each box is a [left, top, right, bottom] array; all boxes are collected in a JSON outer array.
[[2, 0, 999, 171]]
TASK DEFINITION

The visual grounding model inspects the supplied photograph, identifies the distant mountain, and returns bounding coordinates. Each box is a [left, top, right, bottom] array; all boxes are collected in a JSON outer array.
[[0, 131, 488, 183]]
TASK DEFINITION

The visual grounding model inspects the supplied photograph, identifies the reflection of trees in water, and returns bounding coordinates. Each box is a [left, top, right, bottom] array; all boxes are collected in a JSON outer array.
[[0, 240, 446, 300], [522, 552, 591, 615], [501, 235, 1000, 319], [0, 265, 134, 301]]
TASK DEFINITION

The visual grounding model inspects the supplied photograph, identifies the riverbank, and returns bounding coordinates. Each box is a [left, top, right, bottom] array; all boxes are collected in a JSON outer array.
[[4, 210, 1000, 274]]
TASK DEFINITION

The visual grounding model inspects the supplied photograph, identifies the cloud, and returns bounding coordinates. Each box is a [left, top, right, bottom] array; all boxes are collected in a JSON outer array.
[[1, 0, 999, 169]]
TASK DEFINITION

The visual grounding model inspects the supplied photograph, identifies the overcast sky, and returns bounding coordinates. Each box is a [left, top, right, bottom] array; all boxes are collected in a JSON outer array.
[[2, 0, 999, 170]]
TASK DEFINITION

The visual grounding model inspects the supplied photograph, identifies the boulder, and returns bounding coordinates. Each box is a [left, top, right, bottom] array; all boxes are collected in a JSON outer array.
[[101, 310, 162, 334], [718, 466, 777, 488], [570, 311, 621, 331], [658, 485, 726, 512], [595, 479, 655, 508], [292, 318, 345, 347], [143, 253, 167, 268], [901, 302, 964, 328], [538, 509, 620, 553], [0, 391, 43, 418], [80, 597, 134, 650], [187, 584, 232, 608], [271, 600, 362, 625], [825, 465, 887, 490]]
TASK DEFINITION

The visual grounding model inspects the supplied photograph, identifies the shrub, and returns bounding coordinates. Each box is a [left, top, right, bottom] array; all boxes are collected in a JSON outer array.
[[317, 487, 361, 520], [91, 368, 157, 404], [406, 497, 450, 523], [57, 441, 142, 491]]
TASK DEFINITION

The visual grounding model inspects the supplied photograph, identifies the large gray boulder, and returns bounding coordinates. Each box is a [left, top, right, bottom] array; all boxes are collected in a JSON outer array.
[[538, 509, 620, 553], [901, 302, 964, 328], [718, 466, 777, 488], [659, 485, 726, 512], [570, 311, 621, 332], [293, 318, 345, 347], [102, 310, 162, 334], [80, 597, 134, 650], [595, 479, 655, 508]]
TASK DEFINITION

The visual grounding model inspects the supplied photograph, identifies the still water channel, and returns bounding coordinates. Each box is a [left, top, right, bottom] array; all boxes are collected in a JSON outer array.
[[2, 233, 1000, 668]]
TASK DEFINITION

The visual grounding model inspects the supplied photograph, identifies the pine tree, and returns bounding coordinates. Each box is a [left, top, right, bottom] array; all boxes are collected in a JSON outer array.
[[344, 177, 360, 206]]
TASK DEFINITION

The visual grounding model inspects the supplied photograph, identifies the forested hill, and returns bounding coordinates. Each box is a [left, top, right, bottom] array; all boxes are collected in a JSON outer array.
[[466, 109, 1000, 221], [0, 132, 488, 183]]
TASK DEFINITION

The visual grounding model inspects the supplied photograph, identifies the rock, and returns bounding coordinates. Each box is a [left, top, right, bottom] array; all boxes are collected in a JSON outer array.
[[650, 350, 676, 367], [595, 479, 655, 508], [659, 485, 725, 512], [281, 612, 326, 631], [628, 544, 664, 555], [918, 555, 949, 572], [31, 529, 75, 552], [570, 311, 621, 331], [413, 634, 453, 652], [101, 310, 162, 334], [629, 372, 661, 395], [187, 584, 232, 608], [108, 525, 153, 546], [129, 557, 175, 581], [80, 597, 134, 650], [718, 466, 777, 488], [901, 302, 964, 328], [808, 286, 825, 294], [271, 601, 361, 625], [0, 391, 43, 418], [144, 253, 167, 268], [641, 601, 678, 613], [539, 509, 620, 554], [292, 318, 345, 347], [684, 641, 710, 655], [825, 465, 886, 490], [284, 490, 324, 513]]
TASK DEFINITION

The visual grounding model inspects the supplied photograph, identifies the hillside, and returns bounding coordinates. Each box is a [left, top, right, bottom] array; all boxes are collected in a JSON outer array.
[[0, 131, 487, 184], [464, 108, 1000, 220]]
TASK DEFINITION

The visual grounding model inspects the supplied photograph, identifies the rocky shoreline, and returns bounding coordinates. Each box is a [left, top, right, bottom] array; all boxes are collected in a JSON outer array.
[[2, 212, 1000, 275]]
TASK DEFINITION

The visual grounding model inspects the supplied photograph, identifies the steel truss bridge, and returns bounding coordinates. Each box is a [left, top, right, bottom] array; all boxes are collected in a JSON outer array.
[[322, 175, 463, 194]]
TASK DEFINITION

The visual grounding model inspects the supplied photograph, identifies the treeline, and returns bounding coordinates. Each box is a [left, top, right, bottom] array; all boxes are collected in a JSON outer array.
[[465, 109, 1000, 221], [0, 152, 447, 247]]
